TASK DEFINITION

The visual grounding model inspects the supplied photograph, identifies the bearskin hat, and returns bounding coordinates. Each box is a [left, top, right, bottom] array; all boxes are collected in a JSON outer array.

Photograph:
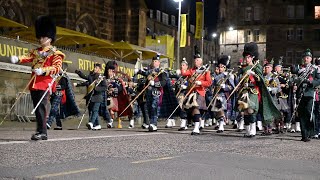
[[302, 48, 312, 58], [35, 15, 56, 42], [194, 53, 201, 59], [218, 55, 231, 68], [243, 42, 259, 60]]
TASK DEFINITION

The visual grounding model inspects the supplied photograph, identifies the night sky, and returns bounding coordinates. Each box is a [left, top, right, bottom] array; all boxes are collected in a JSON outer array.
[[144, 0, 219, 37]]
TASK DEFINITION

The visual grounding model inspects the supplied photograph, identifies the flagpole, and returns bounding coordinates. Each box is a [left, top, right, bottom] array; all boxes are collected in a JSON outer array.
[[176, 0, 182, 69], [200, 0, 204, 58]]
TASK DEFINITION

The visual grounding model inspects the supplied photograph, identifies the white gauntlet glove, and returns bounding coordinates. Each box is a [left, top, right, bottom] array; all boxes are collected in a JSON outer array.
[[195, 81, 202, 85], [150, 80, 155, 86], [246, 70, 255, 76], [220, 84, 226, 88], [34, 68, 44, 75], [181, 84, 187, 89], [10, 56, 19, 64], [176, 69, 181, 75], [134, 68, 140, 75]]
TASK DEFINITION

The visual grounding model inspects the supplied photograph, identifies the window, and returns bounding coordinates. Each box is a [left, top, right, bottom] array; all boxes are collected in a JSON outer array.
[[150, 9, 153, 19], [286, 50, 293, 64], [287, 5, 295, 19], [162, 12, 168, 25], [171, 15, 176, 26], [295, 51, 303, 63], [220, 8, 226, 21], [253, 6, 260, 21], [315, 6, 320, 19], [245, 7, 252, 21], [190, 24, 195, 34], [314, 29, 320, 41], [253, 29, 260, 42], [287, 29, 294, 41], [296, 5, 304, 19], [245, 30, 251, 42], [156, 10, 161, 22], [296, 28, 303, 41]]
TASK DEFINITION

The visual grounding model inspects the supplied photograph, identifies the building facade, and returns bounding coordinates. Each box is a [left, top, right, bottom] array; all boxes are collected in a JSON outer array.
[[0, 0, 147, 46], [217, 0, 320, 67]]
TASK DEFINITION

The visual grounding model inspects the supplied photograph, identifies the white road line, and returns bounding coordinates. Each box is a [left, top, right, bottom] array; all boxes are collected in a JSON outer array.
[[0, 132, 168, 145], [35, 168, 98, 179]]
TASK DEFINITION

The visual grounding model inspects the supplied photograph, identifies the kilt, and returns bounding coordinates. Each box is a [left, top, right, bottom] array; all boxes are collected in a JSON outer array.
[[183, 92, 207, 110]]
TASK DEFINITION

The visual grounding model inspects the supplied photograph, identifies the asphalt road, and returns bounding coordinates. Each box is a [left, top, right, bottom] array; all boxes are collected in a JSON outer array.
[[0, 123, 320, 180]]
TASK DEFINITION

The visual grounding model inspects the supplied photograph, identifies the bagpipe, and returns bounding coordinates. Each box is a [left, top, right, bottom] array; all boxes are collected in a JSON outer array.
[[206, 69, 234, 110], [77, 74, 105, 129], [117, 68, 164, 117], [166, 64, 211, 121], [227, 60, 260, 101]]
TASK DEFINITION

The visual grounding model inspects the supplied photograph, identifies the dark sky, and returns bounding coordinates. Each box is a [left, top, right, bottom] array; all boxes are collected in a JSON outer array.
[[145, 0, 219, 36]]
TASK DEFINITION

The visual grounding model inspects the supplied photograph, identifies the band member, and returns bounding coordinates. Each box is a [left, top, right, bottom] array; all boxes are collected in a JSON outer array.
[[293, 49, 320, 142], [181, 54, 212, 135], [237, 42, 281, 137], [104, 60, 133, 128], [263, 61, 281, 134], [211, 55, 234, 133], [174, 59, 191, 131], [75, 63, 107, 130], [273, 61, 291, 133], [313, 58, 320, 138], [10, 15, 63, 140], [47, 63, 80, 130]]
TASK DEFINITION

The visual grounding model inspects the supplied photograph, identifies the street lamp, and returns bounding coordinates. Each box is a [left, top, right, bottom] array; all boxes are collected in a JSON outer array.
[[229, 26, 234, 31], [173, 0, 183, 69], [212, 33, 218, 65]]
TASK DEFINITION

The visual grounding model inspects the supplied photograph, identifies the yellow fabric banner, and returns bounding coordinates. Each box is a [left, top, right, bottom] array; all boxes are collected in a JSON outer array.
[[180, 14, 187, 47], [195, 2, 203, 39]]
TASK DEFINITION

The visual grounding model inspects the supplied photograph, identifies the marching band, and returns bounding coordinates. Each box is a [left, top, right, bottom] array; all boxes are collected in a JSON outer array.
[[7, 15, 320, 143]]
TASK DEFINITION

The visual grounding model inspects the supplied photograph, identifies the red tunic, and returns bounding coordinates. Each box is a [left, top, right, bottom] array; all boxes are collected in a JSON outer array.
[[18, 46, 64, 91], [181, 67, 212, 97]]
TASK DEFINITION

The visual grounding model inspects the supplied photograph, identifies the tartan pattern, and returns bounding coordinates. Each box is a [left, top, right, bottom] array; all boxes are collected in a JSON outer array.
[[159, 80, 179, 118]]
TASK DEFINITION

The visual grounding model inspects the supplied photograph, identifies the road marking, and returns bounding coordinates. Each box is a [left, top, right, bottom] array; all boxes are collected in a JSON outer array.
[[35, 168, 98, 179], [0, 132, 167, 145], [132, 156, 179, 164]]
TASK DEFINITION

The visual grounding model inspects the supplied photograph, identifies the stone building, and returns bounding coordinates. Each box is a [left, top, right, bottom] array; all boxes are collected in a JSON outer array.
[[0, 0, 148, 46], [217, 0, 320, 67]]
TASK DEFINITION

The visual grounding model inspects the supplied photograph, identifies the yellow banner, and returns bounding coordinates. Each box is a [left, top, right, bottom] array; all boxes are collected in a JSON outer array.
[[180, 14, 187, 47], [195, 2, 203, 39]]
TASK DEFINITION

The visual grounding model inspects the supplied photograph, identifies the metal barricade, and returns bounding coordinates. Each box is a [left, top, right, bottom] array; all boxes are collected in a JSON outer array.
[[15, 92, 35, 122]]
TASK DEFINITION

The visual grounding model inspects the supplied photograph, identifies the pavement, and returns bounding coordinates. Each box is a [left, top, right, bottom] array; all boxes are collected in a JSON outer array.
[[0, 118, 320, 180]]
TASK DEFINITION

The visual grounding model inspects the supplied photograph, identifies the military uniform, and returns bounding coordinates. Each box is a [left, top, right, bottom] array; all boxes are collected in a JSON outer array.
[[294, 49, 320, 142], [12, 15, 63, 140]]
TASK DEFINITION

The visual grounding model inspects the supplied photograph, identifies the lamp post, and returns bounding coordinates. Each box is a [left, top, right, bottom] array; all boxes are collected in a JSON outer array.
[[174, 0, 183, 69], [212, 33, 217, 64]]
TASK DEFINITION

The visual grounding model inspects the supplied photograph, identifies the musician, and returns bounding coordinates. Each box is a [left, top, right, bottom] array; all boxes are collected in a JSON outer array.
[[104, 61, 133, 128], [181, 54, 212, 135], [75, 63, 107, 130], [211, 55, 235, 133], [263, 61, 282, 134], [47, 63, 80, 130], [136, 56, 166, 131], [174, 59, 192, 131], [10, 15, 63, 140], [294, 49, 320, 142], [237, 42, 281, 137], [313, 58, 320, 138]]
